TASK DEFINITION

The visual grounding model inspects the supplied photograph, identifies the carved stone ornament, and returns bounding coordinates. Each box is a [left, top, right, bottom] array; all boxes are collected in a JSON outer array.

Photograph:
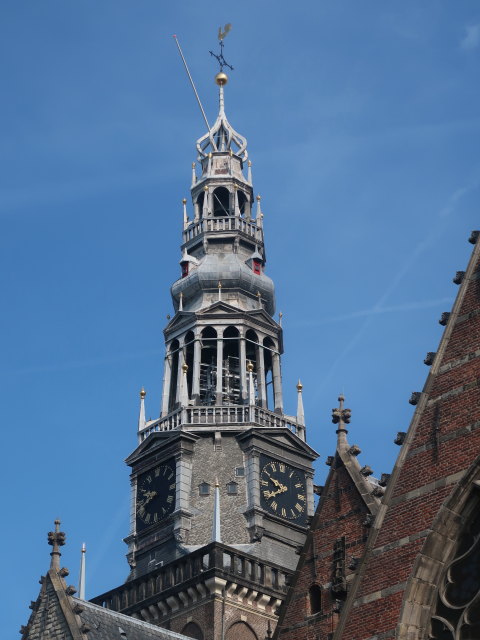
[[394, 431, 407, 445], [468, 230, 479, 245], [363, 513, 375, 528], [424, 352, 436, 366], [249, 526, 264, 542], [360, 465, 373, 477], [174, 530, 187, 544], [326, 456, 334, 467], [439, 312, 451, 326], [409, 392, 422, 406], [453, 271, 465, 285], [47, 529, 66, 547], [348, 444, 361, 456]]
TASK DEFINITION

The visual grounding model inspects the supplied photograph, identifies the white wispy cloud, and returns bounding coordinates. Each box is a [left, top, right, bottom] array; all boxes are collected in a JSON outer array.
[[315, 176, 479, 390], [461, 24, 480, 51], [8, 348, 164, 376], [296, 297, 453, 327]]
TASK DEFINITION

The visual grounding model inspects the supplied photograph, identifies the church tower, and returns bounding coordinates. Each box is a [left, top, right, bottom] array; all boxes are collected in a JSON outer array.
[[92, 69, 318, 640]]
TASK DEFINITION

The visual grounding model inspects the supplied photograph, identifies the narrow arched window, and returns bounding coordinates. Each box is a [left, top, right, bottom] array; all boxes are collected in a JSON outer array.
[[309, 584, 322, 615]]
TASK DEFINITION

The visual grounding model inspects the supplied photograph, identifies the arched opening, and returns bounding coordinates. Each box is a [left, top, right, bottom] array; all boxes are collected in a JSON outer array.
[[184, 331, 195, 397], [245, 329, 259, 404], [200, 327, 217, 405], [213, 187, 230, 217], [263, 337, 275, 410], [168, 339, 180, 411], [309, 584, 322, 615], [182, 622, 204, 640], [196, 191, 204, 219], [226, 621, 258, 640], [223, 326, 240, 404], [238, 190, 247, 216]]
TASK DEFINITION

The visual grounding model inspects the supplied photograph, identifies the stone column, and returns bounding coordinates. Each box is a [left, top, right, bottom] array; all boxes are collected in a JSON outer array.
[[176, 345, 185, 407], [192, 333, 201, 404], [272, 352, 283, 414], [239, 334, 247, 404], [256, 343, 266, 408], [161, 354, 172, 417], [216, 332, 224, 404]]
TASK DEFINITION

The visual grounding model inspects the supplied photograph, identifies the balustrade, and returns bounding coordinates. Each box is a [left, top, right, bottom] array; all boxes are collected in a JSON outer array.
[[139, 405, 300, 441], [182, 216, 263, 244], [91, 542, 291, 613]]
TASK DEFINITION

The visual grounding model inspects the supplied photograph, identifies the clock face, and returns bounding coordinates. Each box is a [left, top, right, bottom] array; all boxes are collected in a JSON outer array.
[[260, 456, 307, 524], [136, 459, 176, 531]]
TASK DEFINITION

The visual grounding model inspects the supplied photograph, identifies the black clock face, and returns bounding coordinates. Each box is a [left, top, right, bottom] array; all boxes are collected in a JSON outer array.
[[136, 459, 176, 531], [260, 457, 307, 524]]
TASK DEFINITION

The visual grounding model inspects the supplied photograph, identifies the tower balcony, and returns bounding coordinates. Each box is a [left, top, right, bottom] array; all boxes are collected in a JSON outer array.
[[183, 215, 263, 247], [90, 541, 291, 619], [138, 405, 303, 442]]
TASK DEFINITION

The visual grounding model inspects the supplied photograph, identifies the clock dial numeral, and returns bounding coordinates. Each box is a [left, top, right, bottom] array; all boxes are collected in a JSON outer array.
[[259, 458, 307, 523]]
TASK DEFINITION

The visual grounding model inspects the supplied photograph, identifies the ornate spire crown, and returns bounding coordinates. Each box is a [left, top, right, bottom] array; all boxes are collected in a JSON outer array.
[[196, 28, 248, 162]]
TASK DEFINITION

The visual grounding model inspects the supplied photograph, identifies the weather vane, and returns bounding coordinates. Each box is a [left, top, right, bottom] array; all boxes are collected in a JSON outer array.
[[209, 24, 234, 72]]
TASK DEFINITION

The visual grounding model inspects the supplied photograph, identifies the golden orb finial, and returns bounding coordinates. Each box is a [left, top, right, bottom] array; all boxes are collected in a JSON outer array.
[[182, 198, 187, 204], [247, 361, 254, 373], [140, 387, 146, 399], [182, 362, 188, 374], [297, 380, 303, 392], [215, 71, 228, 86]]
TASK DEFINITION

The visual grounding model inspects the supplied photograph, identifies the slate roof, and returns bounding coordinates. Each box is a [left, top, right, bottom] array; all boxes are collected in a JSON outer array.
[[74, 598, 189, 640]]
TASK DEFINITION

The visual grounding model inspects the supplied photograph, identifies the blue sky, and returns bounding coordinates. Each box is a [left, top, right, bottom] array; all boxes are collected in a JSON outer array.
[[2, 1, 479, 635]]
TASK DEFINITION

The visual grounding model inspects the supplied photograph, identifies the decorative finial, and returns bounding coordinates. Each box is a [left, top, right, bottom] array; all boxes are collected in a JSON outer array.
[[296, 380, 305, 439], [332, 394, 351, 449], [279, 311, 283, 326], [78, 543, 86, 600], [182, 198, 187, 204], [247, 361, 255, 405], [182, 362, 189, 373], [204, 184, 209, 191], [138, 387, 146, 434], [218, 281, 222, 301], [256, 291, 262, 308], [179, 291, 183, 311], [48, 519, 66, 571], [247, 361, 254, 373], [212, 475, 222, 542], [215, 72, 228, 86]]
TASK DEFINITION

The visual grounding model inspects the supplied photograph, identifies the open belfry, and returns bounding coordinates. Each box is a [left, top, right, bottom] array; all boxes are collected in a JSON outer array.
[[21, 35, 480, 640]]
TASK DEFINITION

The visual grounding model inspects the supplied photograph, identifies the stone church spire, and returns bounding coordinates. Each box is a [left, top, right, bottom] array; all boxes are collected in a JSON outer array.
[[92, 58, 318, 640]]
